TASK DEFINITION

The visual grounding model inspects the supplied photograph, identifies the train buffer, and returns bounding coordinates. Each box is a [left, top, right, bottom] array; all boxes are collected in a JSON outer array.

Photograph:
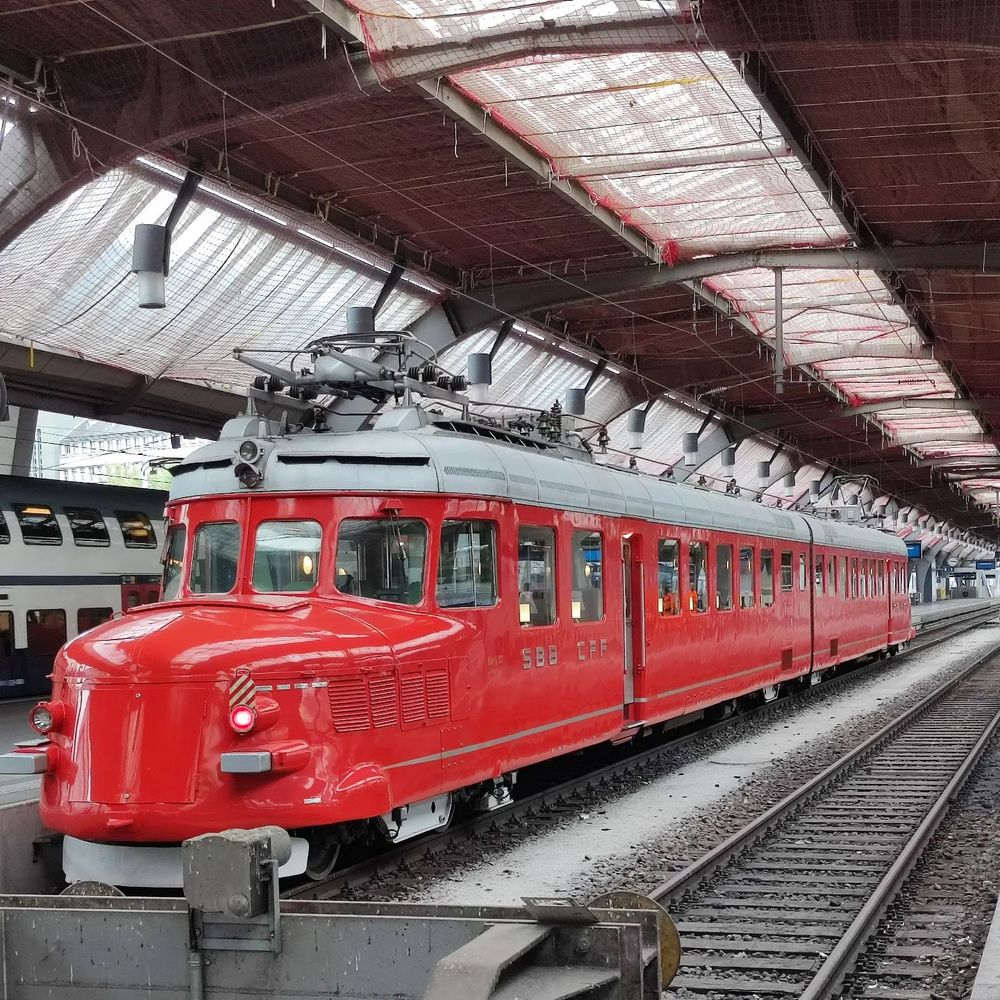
[[0, 826, 680, 999]]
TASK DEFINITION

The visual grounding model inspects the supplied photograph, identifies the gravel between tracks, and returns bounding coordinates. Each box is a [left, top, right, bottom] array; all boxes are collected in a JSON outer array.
[[345, 624, 1000, 906]]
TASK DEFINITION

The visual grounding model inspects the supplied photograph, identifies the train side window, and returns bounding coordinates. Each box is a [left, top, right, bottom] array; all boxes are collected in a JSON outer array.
[[336, 518, 427, 605], [14, 504, 61, 545], [739, 546, 754, 608], [438, 520, 498, 609], [878, 563, 885, 596], [189, 521, 241, 594], [517, 526, 556, 626], [65, 507, 110, 547], [570, 531, 603, 621], [851, 558, 859, 597], [780, 551, 793, 592], [870, 563, 876, 598], [760, 549, 775, 607], [840, 557, 847, 598], [828, 556, 835, 595], [0, 511, 9, 544], [716, 544, 733, 610], [863, 559, 870, 598], [116, 510, 157, 549], [161, 525, 187, 601], [77, 607, 113, 632], [26, 609, 66, 656], [798, 553, 807, 590], [689, 541, 708, 613], [814, 555, 824, 594], [253, 520, 322, 593], [658, 540, 680, 615], [0, 611, 12, 659]]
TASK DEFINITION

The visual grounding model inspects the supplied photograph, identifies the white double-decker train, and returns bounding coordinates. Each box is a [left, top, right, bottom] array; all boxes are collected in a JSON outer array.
[[0, 477, 166, 699]]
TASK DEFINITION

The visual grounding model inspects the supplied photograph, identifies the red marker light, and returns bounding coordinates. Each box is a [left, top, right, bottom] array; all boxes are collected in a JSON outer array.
[[229, 705, 257, 735]]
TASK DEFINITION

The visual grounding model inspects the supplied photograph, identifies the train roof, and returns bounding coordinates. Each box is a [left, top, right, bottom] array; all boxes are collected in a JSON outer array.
[[0, 475, 167, 514], [170, 410, 906, 557]]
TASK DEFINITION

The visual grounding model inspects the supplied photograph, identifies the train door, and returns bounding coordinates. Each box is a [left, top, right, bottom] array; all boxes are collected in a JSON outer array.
[[622, 536, 643, 718]]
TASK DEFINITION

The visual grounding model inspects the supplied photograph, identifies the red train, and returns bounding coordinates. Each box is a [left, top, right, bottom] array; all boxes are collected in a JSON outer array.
[[1, 404, 912, 886]]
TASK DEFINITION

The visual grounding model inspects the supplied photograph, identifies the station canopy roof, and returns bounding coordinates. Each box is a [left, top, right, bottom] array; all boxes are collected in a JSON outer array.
[[1, 0, 999, 546]]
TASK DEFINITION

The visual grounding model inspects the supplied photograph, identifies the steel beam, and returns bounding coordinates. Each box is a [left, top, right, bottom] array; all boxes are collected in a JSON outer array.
[[9, 406, 37, 477], [841, 398, 980, 418]]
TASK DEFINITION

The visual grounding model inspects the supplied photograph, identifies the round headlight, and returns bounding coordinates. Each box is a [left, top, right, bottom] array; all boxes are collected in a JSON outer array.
[[238, 440, 261, 462], [29, 703, 54, 735], [229, 705, 257, 735]]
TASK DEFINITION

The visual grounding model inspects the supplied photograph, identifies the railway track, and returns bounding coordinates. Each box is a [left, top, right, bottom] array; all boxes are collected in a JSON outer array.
[[651, 642, 1000, 999], [285, 604, 1000, 902]]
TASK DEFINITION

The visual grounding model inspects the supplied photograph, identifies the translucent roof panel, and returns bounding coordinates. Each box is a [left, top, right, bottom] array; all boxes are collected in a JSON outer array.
[[0, 158, 441, 389], [455, 50, 849, 260], [601, 399, 713, 475]]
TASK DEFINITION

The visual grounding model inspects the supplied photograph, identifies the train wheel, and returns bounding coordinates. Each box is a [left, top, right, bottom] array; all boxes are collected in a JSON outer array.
[[305, 833, 342, 881]]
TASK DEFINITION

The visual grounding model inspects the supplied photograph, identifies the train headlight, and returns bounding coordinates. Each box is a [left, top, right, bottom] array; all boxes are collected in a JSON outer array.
[[29, 702, 62, 735], [238, 440, 261, 463], [229, 705, 257, 735]]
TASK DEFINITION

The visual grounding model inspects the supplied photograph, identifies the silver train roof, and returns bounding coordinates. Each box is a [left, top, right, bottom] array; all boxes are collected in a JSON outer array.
[[170, 409, 906, 557]]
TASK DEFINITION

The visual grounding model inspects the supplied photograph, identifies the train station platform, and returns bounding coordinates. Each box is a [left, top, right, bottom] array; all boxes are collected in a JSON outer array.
[[0, 699, 39, 808], [911, 597, 1000, 631]]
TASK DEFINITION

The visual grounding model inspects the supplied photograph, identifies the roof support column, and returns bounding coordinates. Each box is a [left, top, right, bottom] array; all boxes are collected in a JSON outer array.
[[774, 267, 784, 396], [4, 405, 37, 477]]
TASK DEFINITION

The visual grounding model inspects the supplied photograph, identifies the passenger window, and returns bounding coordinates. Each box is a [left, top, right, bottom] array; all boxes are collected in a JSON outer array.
[[689, 541, 708, 613], [840, 557, 847, 598], [336, 517, 427, 605], [861, 559, 869, 598], [658, 539, 680, 615], [14, 504, 61, 545], [0, 511, 9, 544], [828, 557, 835, 595], [189, 521, 241, 594], [0, 611, 12, 659], [814, 555, 824, 595], [716, 544, 733, 610], [878, 563, 885, 596], [798, 553, 807, 590], [253, 520, 321, 593], [517, 525, 556, 626], [26, 609, 66, 656], [851, 558, 859, 597], [65, 507, 110, 547], [116, 510, 157, 549], [739, 546, 754, 608], [571, 531, 603, 621], [760, 549, 775, 607], [77, 607, 113, 632], [438, 520, 497, 608], [161, 525, 187, 601], [780, 551, 793, 592]]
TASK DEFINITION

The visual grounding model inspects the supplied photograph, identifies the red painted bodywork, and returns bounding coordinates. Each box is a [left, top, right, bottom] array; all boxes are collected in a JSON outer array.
[[37, 492, 914, 844]]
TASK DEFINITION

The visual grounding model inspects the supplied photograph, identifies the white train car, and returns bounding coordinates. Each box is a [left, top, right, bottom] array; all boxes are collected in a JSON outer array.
[[0, 476, 166, 699]]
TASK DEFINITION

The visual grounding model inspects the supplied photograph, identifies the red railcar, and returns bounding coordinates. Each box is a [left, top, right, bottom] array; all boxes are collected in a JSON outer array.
[[1, 409, 912, 885]]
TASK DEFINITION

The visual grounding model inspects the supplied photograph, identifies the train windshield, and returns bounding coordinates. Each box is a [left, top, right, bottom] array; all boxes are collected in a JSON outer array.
[[161, 525, 186, 601], [335, 517, 427, 605], [189, 522, 240, 594], [252, 520, 321, 593]]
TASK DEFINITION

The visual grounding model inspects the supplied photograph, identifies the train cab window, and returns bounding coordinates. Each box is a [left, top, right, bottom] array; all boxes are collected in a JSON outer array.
[[253, 520, 322, 593], [517, 526, 556, 626], [780, 551, 793, 592], [814, 555, 824, 595], [116, 510, 157, 549], [14, 504, 61, 545], [77, 607, 113, 632], [336, 518, 427, 605], [689, 542, 708, 613], [437, 520, 498, 609], [570, 531, 603, 621], [0, 511, 8, 544], [189, 521, 241, 594], [26, 609, 66, 656], [65, 507, 110, 547], [798, 553, 807, 590], [739, 546, 754, 608], [760, 549, 775, 607], [161, 525, 187, 601], [658, 540, 680, 615], [716, 545, 733, 611]]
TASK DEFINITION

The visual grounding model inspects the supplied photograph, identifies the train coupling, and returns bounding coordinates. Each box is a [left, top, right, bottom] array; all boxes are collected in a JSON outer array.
[[0, 738, 52, 774]]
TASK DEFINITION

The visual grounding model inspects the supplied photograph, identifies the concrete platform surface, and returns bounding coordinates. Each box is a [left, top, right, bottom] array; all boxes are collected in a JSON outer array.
[[0, 698, 40, 806], [912, 596, 1000, 629]]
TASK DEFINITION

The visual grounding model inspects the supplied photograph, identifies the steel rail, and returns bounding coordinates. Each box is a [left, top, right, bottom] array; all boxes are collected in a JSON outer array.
[[285, 603, 999, 901]]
